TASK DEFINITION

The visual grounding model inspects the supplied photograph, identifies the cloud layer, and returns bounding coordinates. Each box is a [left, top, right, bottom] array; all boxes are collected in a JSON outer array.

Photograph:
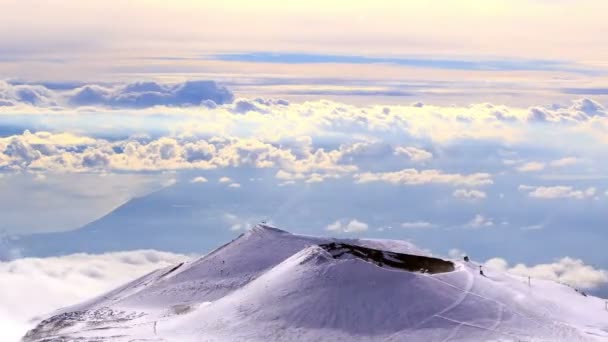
[[1, 80, 233, 108], [485, 257, 608, 290], [1, 82, 608, 290], [519, 185, 597, 200], [1, 88, 607, 239], [0, 250, 188, 341], [326, 219, 369, 233]]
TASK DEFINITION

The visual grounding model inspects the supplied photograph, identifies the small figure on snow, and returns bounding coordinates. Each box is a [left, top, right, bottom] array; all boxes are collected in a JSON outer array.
[[479, 265, 485, 276]]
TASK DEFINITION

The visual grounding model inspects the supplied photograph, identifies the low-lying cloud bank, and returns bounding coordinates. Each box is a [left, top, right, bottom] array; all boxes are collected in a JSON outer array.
[[1, 80, 234, 108], [485, 257, 608, 289], [0, 250, 188, 341], [1, 94, 607, 184], [1, 80, 607, 146], [1, 88, 607, 234]]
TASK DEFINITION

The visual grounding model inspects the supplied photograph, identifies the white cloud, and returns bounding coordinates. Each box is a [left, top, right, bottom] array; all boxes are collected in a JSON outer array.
[[519, 185, 596, 199], [345, 219, 369, 232], [467, 214, 494, 228], [452, 189, 486, 200], [190, 176, 208, 183], [326, 219, 369, 233], [354, 169, 492, 187], [516, 161, 545, 172], [0, 311, 31, 342], [401, 221, 437, 229], [485, 257, 608, 289], [393, 146, 433, 162], [218, 176, 232, 183], [1, 96, 608, 183], [228, 182, 241, 188], [513, 158, 578, 172], [0, 250, 188, 340], [336, 141, 390, 161], [0, 132, 356, 184], [326, 220, 343, 232], [68, 81, 234, 108], [0, 81, 56, 107], [2, 95, 607, 147], [550, 157, 579, 168], [0, 80, 235, 111]]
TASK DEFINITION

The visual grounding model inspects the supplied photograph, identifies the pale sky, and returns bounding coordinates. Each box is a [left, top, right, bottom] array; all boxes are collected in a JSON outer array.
[[3, 0, 608, 60], [2, 0, 608, 105]]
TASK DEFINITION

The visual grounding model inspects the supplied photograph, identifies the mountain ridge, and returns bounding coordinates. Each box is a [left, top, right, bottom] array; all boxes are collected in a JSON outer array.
[[23, 225, 608, 341]]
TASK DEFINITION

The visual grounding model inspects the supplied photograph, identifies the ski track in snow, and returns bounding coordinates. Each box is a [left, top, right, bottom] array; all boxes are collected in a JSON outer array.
[[385, 265, 495, 341], [414, 266, 475, 329], [387, 262, 593, 342]]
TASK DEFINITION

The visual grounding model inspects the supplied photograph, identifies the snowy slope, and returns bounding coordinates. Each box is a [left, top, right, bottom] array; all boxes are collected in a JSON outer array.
[[24, 225, 608, 342]]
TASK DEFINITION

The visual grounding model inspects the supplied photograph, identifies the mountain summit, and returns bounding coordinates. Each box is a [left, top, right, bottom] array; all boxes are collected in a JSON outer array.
[[24, 226, 608, 341]]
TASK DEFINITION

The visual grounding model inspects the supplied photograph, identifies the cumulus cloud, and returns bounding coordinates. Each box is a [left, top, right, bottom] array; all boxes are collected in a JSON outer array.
[[2, 93, 608, 228], [526, 98, 606, 123], [0, 132, 359, 183], [467, 214, 494, 228], [0, 81, 56, 107], [516, 161, 545, 172], [519, 185, 596, 199], [2, 92, 608, 156], [354, 169, 492, 187], [514, 158, 579, 172], [230, 98, 287, 114], [453, 189, 487, 200], [190, 176, 208, 183], [485, 257, 608, 289], [326, 219, 369, 233], [1, 80, 234, 109], [68, 80, 234, 108], [337, 142, 393, 163], [2, 89, 607, 147], [570, 98, 606, 118], [0, 250, 188, 340], [393, 146, 433, 162]]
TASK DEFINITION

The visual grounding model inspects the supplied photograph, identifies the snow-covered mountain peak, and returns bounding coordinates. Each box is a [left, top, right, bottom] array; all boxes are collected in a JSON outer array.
[[23, 226, 608, 342], [246, 223, 291, 236]]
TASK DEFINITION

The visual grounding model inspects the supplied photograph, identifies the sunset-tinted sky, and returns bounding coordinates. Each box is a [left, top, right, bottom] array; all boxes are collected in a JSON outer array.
[[2, 0, 608, 105]]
